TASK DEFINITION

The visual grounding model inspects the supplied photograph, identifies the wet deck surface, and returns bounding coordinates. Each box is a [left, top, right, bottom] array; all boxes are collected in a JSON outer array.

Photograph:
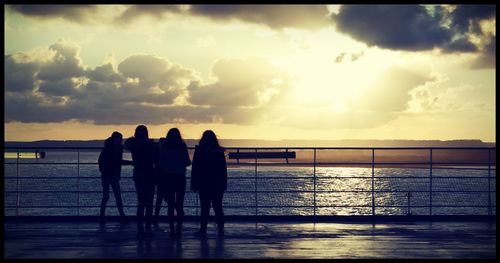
[[4, 220, 496, 259]]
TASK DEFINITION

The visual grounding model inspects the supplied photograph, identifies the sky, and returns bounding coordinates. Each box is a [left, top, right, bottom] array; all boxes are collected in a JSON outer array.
[[4, 5, 496, 142]]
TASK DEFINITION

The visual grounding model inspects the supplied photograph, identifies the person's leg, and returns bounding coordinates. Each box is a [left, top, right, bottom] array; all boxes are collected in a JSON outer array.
[[212, 191, 225, 233], [165, 188, 176, 236], [110, 179, 125, 217], [154, 181, 164, 220], [100, 178, 110, 221], [134, 180, 145, 234], [198, 191, 210, 233], [144, 181, 155, 235], [175, 177, 186, 236]]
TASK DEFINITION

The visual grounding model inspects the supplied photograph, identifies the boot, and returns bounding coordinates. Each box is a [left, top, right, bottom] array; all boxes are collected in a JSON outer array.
[[217, 224, 224, 236], [176, 222, 182, 238], [137, 225, 145, 238], [169, 222, 176, 238], [152, 215, 159, 225], [194, 226, 207, 237]]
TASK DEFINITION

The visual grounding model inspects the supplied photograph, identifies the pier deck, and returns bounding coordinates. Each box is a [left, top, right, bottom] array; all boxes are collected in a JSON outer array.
[[4, 219, 496, 259]]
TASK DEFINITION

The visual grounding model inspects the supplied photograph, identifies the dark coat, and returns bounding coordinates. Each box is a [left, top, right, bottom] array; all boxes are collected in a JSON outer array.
[[190, 145, 227, 192], [158, 140, 191, 175], [125, 137, 156, 182], [98, 137, 124, 180]]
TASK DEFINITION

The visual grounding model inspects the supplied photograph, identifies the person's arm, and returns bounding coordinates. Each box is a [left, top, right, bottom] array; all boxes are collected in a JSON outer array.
[[124, 137, 134, 151], [118, 146, 132, 165], [220, 151, 228, 191], [98, 149, 105, 174], [121, 160, 134, 165]]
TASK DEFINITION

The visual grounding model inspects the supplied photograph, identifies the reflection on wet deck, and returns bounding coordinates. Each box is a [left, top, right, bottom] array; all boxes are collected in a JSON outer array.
[[4, 219, 496, 259]]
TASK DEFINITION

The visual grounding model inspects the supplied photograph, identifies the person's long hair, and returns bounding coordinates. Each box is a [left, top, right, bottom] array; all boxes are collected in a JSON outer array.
[[198, 130, 223, 150], [134, 125, 148, 140], [163, 128, 185, 149]]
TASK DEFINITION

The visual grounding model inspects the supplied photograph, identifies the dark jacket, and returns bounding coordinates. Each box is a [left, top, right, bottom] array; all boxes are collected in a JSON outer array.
[[98, 137, 124, 180], [158, 140, 191, 175], [191, 145, 227, 192], [125, 137, 156, 182]]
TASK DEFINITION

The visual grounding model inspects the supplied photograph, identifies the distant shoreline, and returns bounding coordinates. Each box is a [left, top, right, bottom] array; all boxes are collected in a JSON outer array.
[[4, 139, 496, 148]]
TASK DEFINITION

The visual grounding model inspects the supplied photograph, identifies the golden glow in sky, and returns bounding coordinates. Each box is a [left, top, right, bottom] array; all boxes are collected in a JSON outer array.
[[4, 5, 496, 142]]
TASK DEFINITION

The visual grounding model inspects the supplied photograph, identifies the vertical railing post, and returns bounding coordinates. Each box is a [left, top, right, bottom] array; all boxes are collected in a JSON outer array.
[[195, 191, 199, 216], [286, 148, 289, 164], [487, 148, 491, 216], [255, 148, 258, 219], [407, 191, 412, 216], [313, 149, 317, 219], [429, 148, 433, 216], [77, 150, 80, 216], [371, 148, 375, 216], [236, 148, 240, 165], [16, 148, 20, 216]]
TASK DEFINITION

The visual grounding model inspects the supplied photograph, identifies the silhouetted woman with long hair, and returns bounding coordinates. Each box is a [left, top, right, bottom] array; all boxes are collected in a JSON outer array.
[[191, 130, 227, 236], [125, 125, 156, 238], [156, 128, 191, 238]]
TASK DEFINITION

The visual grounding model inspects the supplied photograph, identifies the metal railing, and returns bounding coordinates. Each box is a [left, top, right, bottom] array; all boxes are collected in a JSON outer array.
[[4, 146, 496, 218]]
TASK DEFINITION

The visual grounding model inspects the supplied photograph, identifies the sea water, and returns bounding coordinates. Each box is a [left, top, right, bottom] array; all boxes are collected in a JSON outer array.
[[4, 151, 496, 216]]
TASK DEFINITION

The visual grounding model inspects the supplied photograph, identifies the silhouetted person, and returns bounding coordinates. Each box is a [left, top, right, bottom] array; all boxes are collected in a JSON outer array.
[[191, 130, 227, 236], [153, 137, 166, 226], [125, 125, 156, 238], [98, 131, 131, 224], [155, 128, 191, 238]]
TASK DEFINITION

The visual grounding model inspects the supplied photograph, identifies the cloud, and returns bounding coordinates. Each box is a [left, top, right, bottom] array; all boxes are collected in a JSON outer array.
[[350, 51, 364, 62], [86, 63, 125, 83], [332, 5, 456, 51], [4, 41, 200, 124], [187, 58, 289, 106], [271, 66, 435, 130], [115, 5, 185, 23], [5, 41, 276, 125], [351, 66, 434, 112], [3, 39, 444, 130], [332, 5, 496, 67], [334, 51, 364, 63], [114, 4, 330, 29], [451, 5, 496, 34], [118, 54, 194, 92], [188, 5, 330, 29], [7, 5, 99, 23], [334, 52, 346, 63], [470, 34, 496, 69], [37, 40, 86, 81], [10, 4, 330, 30], [38, 79, 80, 97], [4, 54, 40, 93]]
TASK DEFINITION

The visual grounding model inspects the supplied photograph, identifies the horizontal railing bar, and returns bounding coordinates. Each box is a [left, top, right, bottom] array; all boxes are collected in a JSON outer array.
[[6, 205, 496, 209], [5, 146, 497, 150], [5, 162, 497, 166], [6, 190, 496, 194], [5, 176, 496, 180]]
